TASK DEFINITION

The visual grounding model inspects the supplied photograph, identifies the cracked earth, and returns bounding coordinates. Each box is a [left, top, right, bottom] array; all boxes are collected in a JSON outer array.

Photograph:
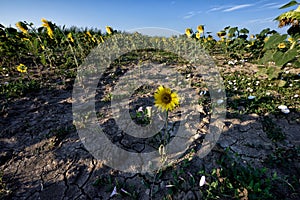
[[1, 63, 299, 200]]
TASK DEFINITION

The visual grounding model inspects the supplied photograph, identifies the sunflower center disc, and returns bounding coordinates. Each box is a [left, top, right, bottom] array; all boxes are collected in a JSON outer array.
[[162, 94, 171, 104]]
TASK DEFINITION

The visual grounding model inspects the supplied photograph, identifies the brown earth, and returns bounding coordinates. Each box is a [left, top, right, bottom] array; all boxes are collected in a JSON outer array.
[[0, 61, 299, 200]]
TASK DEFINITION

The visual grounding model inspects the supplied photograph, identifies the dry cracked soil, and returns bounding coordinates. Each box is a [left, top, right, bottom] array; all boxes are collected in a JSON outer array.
[[0, 62, 299, 200]]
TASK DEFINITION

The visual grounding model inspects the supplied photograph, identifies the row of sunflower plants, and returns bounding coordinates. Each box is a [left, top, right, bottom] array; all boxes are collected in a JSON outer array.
[[185, 1, 299, 81], [0, 19, 114, 97]]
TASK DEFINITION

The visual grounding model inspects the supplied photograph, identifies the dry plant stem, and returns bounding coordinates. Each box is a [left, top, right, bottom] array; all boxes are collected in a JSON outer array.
[[150, 110, 169, 199]]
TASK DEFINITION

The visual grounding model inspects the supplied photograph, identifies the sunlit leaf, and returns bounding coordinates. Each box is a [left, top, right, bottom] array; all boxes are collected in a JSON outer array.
[[279, 0, 299, 9]]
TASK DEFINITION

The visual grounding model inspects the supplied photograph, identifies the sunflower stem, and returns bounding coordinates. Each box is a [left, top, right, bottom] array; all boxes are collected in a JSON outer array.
[[164, 110, 169, 146]]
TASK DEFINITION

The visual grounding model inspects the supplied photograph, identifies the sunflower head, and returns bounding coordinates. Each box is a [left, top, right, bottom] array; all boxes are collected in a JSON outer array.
[[106, 26, 113, 35], [16, 21, 28, 34], [278, 42, 286, 49], [16, 64, 27, 73], [217, 31, 226, 38], [67, 32, 74, 43], [185, 28, 193, 37], [154, 86, 179, 112], [197, 25, 204, 33], [41, 18, 54, 39]]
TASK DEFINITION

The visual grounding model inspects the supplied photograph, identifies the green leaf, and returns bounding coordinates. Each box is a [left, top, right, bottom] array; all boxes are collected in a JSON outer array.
[[228, 27, 238, 34], [258, 50, 274, 65], [273, 48, 298, 66], [224, 26, 231, 30], [260, 28, 270, 36], [240, 28, 249, 34], [277, 80, 286, 87], [266, 66, 281, 80], [279, 0, 299, 9], [264, 34, 287, 49]]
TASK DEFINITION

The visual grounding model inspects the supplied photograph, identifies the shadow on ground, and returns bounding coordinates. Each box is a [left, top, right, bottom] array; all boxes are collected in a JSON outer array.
[[0, 84, 299, 199]]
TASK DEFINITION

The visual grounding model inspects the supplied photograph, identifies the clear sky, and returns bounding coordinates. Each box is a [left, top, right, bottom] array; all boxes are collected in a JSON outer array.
[[1, 0, 293, 36]]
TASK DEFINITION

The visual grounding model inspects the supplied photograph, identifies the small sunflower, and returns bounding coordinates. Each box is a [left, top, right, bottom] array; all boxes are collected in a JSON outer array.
[[154, 86, 179, 112], [185, 28, 193, 37], [196, 32, 201, 39], [106, 26, 113, 35], [197, 25, 204, 34], [278, 42, 286, 49], [16, 64, 27, 73], [41, 18, 54, 39], [207, 35, 213, 41], [217, 31, 226, 38], [86, 31, 92, 38], [67, 32, 74, 43], [16, 21, 28, 34], [287, 37, 294, 43]]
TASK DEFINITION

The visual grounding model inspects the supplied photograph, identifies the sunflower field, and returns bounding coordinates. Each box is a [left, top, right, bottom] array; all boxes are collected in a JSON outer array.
[[0, 1, 300, 199]]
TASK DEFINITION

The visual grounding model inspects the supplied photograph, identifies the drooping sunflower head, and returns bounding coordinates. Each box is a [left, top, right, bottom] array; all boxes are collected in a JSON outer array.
[[185, 28, 193, 37], [41, 18, 54, 39], [16, 21, 28, 34], [106, 26, 113, 35], [197, 25, 204, 34], [217, 31, 226, 38], [154, 86, 179, 112], [67, 32, 74, 43]]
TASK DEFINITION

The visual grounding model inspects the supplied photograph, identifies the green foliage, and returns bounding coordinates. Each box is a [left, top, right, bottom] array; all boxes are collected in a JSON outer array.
[[260, 33, 298, 69], [261, 116, 286, 142]]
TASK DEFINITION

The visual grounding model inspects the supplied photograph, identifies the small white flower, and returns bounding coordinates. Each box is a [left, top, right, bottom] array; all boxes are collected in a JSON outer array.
[[294, 94, 299, 98], [248, 95, 256, 100], [278, 105, 287, 110], [255, 81, 260, 85], [281, 108, 290, 114], [285, 70, 290, 74], [145, 106, 152, 118], [199, 91, 207, 96], [158, 144, 165, 156], [228, 61, 235, 65], [217, 99, 224, 104], [228, 81, 233, 85], [110, 186, 118, 197], [137, 106, 143, 112], [289, 84, 293, 87], [217, 89, 222, 93], [199, 176, 206, 187], [5, 74, 9, 77], [166, 185, 175, 188]]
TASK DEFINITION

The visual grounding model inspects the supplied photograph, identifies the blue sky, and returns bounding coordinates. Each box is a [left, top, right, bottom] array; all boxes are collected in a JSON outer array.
[[1, 0, 292, 36]]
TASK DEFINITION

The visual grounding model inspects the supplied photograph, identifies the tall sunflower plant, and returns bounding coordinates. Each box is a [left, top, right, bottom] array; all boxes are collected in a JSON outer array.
[[259, 1, 300, 72], [154, 85, 180, 162]]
